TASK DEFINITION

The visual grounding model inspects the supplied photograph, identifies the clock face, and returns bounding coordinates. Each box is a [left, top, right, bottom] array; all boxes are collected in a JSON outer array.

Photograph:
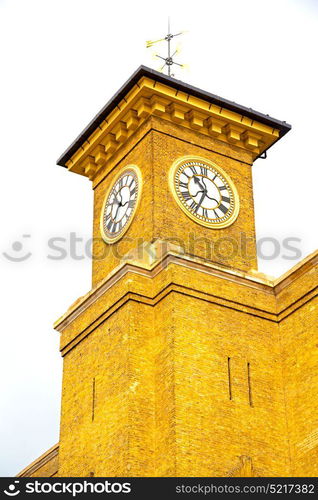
[[100, 166, 141, 243], [170, 157, 239, 228]]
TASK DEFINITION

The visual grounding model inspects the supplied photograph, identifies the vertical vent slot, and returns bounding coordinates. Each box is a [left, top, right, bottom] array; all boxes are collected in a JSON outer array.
[[247, 363, 253, 407], [92, 377, 96, 421], [227, 357, 232, 400]]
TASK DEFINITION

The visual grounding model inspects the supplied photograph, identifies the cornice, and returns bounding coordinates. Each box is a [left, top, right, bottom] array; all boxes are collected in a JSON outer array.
[[57, 66, 291, 169], [54, 245, 318, 341], [59, 284, 280, 356], [64, 76, 281, 180], [16, 444, 59, 477], [54, 248, 276, 334], [273, 249, 318, 293]]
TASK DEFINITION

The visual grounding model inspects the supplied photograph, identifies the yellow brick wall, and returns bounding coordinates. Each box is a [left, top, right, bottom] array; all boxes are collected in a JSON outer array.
[[57, 256, 301, 477], [58, 301, 157, 477], [58, 288, 291, 476], [22, 252, 316, 478], [169, 292, 288, 476], [277, 261, 318, 477], [59, 306, 131, 477], [279, 298, 318, 477]]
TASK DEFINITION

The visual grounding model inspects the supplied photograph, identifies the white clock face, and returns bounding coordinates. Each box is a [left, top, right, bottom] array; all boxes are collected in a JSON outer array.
[[100, 167, 141, 243], [170, 157, 239, 228]]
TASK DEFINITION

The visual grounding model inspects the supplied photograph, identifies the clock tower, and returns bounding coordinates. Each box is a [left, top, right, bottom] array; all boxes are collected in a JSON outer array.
[[18, 66, 318, 478]]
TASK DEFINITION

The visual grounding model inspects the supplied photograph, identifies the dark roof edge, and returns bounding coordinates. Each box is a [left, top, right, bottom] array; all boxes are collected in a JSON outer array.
[[57, 65, 292, 167]]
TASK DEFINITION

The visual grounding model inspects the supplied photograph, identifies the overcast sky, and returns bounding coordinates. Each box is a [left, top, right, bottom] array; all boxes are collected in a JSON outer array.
[[0, 0, 317, 477]]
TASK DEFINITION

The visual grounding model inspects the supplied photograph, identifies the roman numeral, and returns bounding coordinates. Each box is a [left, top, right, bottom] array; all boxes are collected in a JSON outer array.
[[190, 200, 197, 210], [190, 166, 197, 175], [202, 208, 208, 218], [219, 186, 227, 191], [118, 178, 123, 189], [221, 196, 230, 203], [218, 204, 228, 214], [128, 199, 134, 208], [212, 174, 217, 181], [130, 187, 136, 196], [117, 220, 123, 232], [200, 166, 208, 176], [182, 192, 191, 201], [128, 177, 134, 187], [179, 181, 188, 189], [107, 220, 114, 232], [213, 210, 220, 219]]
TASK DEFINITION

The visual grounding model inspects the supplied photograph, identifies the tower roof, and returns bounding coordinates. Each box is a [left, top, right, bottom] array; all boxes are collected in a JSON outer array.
[[57, 65, 291, 176]]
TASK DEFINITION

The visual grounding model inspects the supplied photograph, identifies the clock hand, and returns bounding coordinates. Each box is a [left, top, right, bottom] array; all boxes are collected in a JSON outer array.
[[114, 198, 130, 221], [201, 178, 219, 204], [111, 189, 123, 212], [204, 194, 219, 203], [118, 189, 123, 206], [109, 197, 120, 221], [196, 189, 207, 212], [192, 188, 204, 195], [111, 195, 121, 206], [192, 177, 203, 195], [113, 200, 122, 220], [193, 176, 206, 192]]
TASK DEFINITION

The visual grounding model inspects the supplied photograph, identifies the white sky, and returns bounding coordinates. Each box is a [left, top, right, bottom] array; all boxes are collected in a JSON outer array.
[[0, 0, 317, 477]]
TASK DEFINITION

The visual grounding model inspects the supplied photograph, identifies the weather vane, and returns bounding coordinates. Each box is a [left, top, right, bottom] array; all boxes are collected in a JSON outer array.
[[146, 18, 187, 77]]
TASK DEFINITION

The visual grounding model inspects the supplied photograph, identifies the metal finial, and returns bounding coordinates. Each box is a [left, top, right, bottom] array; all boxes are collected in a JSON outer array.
[[146, 18, 187, 77]]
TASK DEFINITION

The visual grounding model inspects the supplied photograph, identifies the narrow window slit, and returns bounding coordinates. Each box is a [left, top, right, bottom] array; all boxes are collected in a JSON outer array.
[[247, 363, 253, 407], [227, 357, 232, 400], [92, 377, 96, 421]]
